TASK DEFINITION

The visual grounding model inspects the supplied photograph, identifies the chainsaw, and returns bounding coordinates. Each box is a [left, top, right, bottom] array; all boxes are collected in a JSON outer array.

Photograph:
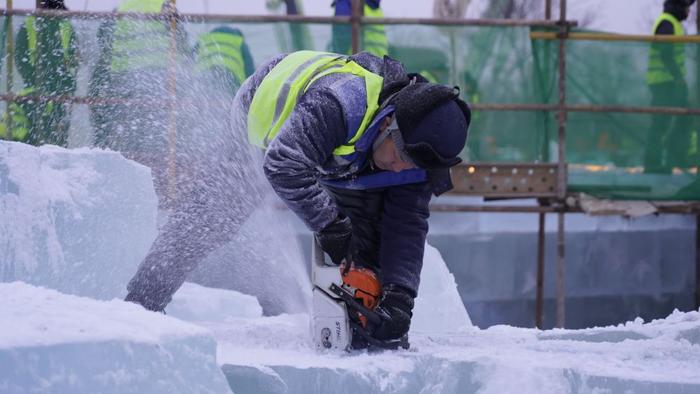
[[310, 238, 410, 352]]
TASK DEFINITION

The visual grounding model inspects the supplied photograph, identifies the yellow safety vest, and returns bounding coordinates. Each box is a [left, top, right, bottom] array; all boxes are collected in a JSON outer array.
[[195, 31, 247, 84], [647, 12, 686, 85], [111, 0, 171, 73], [247, 50, 383, 156], [362, 5, 389, 58], [24, 16, 74, 68]]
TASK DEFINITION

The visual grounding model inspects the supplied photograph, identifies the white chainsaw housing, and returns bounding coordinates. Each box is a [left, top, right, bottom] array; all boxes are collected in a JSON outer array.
[[310, 238, 352, 351]]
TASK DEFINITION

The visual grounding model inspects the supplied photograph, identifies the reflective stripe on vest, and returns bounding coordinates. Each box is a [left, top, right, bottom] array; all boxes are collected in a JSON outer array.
[[25, 16, 73, 67], [362, 5, 389, 58], [111, 0, 171, 73], [247, 50, 384, 156], [195, 31, 247, 84], [647, 12, 686, 85]]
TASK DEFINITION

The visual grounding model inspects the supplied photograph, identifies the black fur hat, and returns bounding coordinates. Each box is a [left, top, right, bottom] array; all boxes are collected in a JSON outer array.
[[390, 82, 471, 169]]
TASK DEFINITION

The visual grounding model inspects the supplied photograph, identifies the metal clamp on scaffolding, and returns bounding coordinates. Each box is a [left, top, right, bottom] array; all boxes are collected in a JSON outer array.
[[450, 162, 558, 199]]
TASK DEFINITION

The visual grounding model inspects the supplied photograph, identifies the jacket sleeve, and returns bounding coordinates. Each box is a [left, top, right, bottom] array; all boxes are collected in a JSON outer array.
[[379, 181, 432, 297], [263, 87, 348, 232]]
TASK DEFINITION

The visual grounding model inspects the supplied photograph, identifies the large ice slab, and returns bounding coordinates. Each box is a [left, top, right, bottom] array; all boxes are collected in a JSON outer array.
[[217, 308, 700, 394], [0, 141, 157, 299], [0, 282, 231, 394]]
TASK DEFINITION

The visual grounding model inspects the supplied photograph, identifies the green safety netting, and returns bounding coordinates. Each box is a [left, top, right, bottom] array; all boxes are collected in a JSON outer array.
[[561, 32, 700, 200], [0, 15, 698, 200]]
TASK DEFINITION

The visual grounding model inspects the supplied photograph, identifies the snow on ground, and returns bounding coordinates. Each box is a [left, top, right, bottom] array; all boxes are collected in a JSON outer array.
[[204, 308, 700, 394], [3, 277, 700, 393], [0, 282, 231, 394]]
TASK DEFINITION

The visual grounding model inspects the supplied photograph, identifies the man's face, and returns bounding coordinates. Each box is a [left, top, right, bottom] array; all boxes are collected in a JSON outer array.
[[372, 116, 416, 173]]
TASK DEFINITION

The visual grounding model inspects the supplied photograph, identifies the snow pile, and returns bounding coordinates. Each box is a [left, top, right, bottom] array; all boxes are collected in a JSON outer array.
[[0, 141, 157, 300], [0, 281, 231, 394], [168, 281, 263, 322]]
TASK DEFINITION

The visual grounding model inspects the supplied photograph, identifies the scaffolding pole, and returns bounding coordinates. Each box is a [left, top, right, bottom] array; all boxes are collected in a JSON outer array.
[[696, 214, 700, 310], [536, 0, 551, 329], [695, 3, 700, 311], [0, 9, 567, 28], [555, 0, 568, 329], [531, 31, 700, 43], [3, 0, 13, 141], [166, 0, 178, 205], [1, 93, 698, 115], [351, 0, 363, 54], [536, 210, 546, 329]]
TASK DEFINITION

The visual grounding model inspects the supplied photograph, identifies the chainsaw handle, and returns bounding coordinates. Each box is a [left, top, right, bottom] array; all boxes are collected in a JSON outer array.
[[328, 283, 386, 325]]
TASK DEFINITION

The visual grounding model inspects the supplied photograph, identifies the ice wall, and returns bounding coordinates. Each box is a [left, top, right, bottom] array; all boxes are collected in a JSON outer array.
[[0, 282, 231, 394], [0, 141, 157, 299]]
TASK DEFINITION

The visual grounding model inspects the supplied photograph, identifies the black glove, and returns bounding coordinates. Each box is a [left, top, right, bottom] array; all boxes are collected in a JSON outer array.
[[315, 214, 352, 265], [372, 284, 415, 341]]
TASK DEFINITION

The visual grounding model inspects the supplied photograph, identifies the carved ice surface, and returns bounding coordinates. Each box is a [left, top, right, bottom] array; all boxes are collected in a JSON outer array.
[[0, 141, 157, 300]]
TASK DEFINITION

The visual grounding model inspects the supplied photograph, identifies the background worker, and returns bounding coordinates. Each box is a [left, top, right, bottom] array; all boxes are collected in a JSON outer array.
[[193, 26, 255, 94], [331, 0, 389, 57], [89, 0, 190, 207], [7, 0, 78, 146], [125, 49, 470, 344], [645, 0, 695, 173]]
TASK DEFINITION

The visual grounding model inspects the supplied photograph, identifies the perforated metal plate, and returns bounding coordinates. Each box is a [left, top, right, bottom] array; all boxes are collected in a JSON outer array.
[[450, 162, 559, 198]]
